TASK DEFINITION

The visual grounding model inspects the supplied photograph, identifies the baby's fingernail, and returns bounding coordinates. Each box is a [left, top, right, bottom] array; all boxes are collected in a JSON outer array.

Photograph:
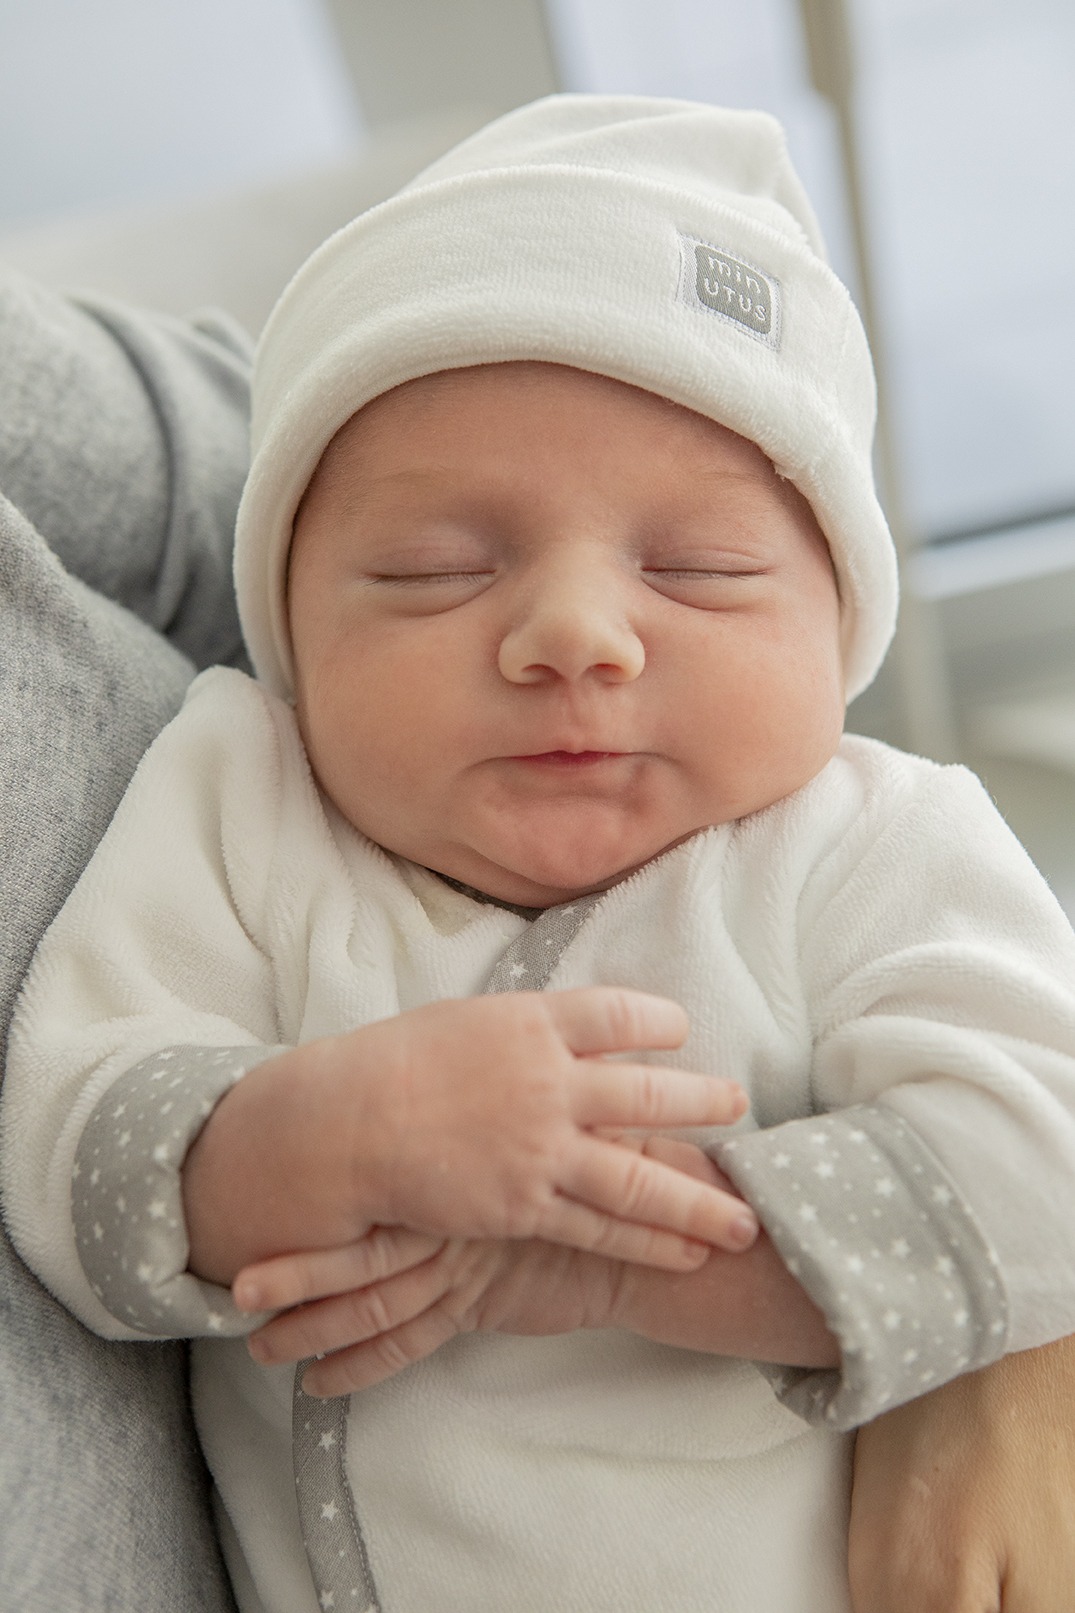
[[247, 1333, 270, 1363], [677, 1238, 710, 1267], [230, 1277, 259, 1316], [726, 1210, 759, 1251]]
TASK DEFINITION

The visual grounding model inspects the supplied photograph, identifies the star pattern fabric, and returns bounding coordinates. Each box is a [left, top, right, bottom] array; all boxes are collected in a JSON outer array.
[[293, 1385, 377, 1613], [716, 1103, 1009, 1429], [484, 893, 603, 994], [74, 1045, 279, 1336]]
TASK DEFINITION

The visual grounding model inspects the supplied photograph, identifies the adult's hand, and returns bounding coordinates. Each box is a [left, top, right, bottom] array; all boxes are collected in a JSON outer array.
[[849, 1334, 1075, 1613]]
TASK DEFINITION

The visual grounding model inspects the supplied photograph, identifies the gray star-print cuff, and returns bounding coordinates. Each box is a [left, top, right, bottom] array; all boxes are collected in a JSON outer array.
[[73, 1045, 284, 1337], [713, 1104, 1010, 1430]]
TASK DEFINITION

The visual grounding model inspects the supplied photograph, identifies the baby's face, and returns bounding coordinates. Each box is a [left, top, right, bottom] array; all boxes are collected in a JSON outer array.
[[288, 361, 845, 907]]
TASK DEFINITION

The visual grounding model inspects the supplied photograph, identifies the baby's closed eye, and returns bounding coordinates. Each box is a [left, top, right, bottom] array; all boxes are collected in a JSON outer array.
[[640, 559, 772, 607]]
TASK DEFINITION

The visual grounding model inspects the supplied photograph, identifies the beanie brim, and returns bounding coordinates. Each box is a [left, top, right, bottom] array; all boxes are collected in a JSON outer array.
[[236, 99, 898, 704]]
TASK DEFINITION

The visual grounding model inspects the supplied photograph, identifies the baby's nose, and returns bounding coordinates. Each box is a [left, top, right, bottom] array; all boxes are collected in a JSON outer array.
[[497, 564, 645, 685]]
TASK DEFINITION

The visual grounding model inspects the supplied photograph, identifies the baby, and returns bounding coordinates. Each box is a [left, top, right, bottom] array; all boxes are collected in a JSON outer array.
[[7, 95, 1075, 1613]]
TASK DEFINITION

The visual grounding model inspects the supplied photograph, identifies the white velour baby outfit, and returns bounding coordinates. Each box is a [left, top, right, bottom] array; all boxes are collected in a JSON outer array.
[[7, 668, 1075, 1613], [6, 93, 1075, 1613]]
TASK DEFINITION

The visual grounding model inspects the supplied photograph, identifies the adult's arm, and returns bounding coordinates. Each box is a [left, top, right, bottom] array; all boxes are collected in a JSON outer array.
[[0, 269, 249, 666], [0, 268, 250, 1033], [849, 1337, 1075, 1613], [0, 267, 251, 1613]]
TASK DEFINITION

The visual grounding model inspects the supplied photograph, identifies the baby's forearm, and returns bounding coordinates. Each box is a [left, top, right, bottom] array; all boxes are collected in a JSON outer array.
[[183, 1042, 373, 1286], [609, 1229, 839, 1368]]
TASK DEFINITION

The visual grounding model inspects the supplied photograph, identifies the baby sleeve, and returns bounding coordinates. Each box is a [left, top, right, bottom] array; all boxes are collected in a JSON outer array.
[[1, 667, 307, 1341], [717, 1102, 1007, 1429], [70, 1045, 279, 1337], [714, 759, 1075, 1430]]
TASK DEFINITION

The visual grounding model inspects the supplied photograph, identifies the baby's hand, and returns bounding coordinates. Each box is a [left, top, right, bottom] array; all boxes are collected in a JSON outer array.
[[240, 1234, 589, 1394], [238, 1132, 837, 1398], [185, 989, 756, 1283], [346, 991, 754, 1259], [237, 1137, 727, 1396]]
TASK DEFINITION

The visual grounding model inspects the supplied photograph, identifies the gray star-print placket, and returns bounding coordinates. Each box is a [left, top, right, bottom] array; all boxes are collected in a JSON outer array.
[[291, 892, 603, 1613]]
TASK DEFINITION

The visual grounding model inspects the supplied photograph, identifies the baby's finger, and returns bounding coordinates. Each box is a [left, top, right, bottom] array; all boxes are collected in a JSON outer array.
[[247, 1248, 461, 1366], [558, 1138, 758, 1253], [546, 987, 689, 1056], [302, 1305, 465, 1397], [573, 1059, 747, 1131], [234, 1228, 443, 1314], [534, 1195, 711, 1270], [633, 1134, 725, 1185], [593, 1129, 725, 1185]]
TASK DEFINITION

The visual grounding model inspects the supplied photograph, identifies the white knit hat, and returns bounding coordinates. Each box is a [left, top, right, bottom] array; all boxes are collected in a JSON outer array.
[[235, 93, 898, 701]]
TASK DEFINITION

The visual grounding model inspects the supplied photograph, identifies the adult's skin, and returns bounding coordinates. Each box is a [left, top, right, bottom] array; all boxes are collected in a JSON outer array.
[[1, 266, 1072, 1612], [849, 1336, 1075, 1613]]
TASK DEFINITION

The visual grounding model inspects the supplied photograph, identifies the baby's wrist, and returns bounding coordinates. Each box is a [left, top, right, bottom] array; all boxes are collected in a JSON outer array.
[[610, 1234, 839, 1369], [181, 1080, 256, 1285], [181, 1041, 379, 1283]]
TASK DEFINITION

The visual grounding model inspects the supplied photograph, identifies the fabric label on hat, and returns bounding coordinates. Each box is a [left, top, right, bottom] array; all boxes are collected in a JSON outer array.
[[678, 233, 781, 349]]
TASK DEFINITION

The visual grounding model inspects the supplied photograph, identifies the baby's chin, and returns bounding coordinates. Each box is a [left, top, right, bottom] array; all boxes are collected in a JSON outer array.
[[435, 827, 701, 910]]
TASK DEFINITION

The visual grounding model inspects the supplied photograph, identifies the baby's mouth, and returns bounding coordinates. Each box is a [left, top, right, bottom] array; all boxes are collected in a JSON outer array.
[[510, 750, 626, 767]]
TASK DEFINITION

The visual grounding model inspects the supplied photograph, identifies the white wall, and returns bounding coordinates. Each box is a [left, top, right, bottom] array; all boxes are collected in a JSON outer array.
[[0, 0, 364, 225], [323, 0, 558, 129], [546, 0, 1075, 541]]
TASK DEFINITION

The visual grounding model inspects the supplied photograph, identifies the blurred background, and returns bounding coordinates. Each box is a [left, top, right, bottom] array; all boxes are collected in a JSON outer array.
[[2, 0, 1074, 901]]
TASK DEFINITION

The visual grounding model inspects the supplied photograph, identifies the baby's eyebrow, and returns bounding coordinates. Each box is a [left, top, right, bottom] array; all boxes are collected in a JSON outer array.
[[689, 462, 779, 493], [322, 467, 469, 525], [347, 466, 456, 499], [349, 464, 520, 508]]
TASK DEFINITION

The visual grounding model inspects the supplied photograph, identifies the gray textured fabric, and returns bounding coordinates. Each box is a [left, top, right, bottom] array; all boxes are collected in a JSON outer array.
[[717, 1104, 1009, 1431], [0, 267, 250, 1612], [0, 273, 250, 668], [484, 893, 603, 993], [294, 1388, 379, 1613], [74, 1047, 277, 1338]]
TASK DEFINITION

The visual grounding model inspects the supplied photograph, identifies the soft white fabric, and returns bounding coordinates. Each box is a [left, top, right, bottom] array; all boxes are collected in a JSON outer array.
[[7, 667, 1075, 1612], [235, 95, 898, 703]]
